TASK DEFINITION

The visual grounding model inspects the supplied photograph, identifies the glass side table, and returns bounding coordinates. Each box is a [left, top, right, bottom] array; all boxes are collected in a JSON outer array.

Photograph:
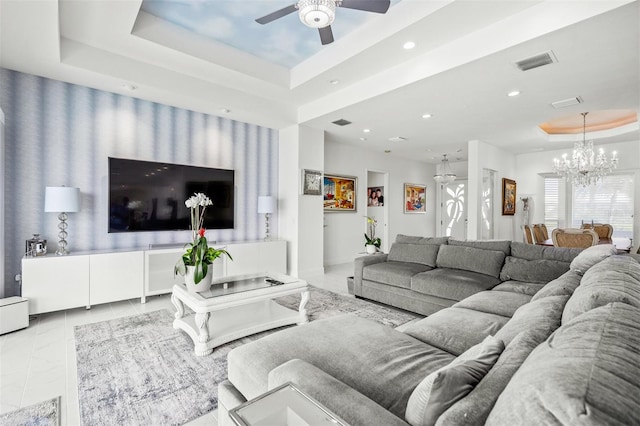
[[229, 382, 348, 426]]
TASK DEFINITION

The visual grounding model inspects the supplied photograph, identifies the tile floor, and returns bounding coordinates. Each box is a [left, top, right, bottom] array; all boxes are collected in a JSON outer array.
[[0, 263, 354, 425]]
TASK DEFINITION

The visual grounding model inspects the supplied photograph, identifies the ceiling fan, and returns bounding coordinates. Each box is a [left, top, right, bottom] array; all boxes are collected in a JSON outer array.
[[255, 0, 391, 45]]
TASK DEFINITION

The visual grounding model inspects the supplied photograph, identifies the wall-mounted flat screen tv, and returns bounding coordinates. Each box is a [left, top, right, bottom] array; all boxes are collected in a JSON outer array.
[[108, 157, 235, 233]]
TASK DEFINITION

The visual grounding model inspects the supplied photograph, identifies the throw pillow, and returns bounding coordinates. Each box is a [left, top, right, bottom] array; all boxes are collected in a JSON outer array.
[[569, 244, 617, 275], [405, 335, 505, 426]]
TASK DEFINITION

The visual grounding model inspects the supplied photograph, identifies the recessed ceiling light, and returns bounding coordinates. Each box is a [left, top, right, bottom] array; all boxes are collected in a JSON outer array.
[[360, 137, 367, 141], [507, 90, 521, 97], [426, 148, 432, 152], [329, 79, 339, 85], [363, 129, 371, 133], [422, 113, 432, 119], [384, 150, 391, 153], [403, 41, 416, 50], [122, 83, 137, 91], [456, 148, 463, 153], [220, 108, 231, 113]]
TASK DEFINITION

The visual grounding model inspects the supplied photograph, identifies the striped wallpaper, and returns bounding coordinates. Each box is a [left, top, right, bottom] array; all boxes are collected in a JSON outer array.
[[0, 69, 279, 297]]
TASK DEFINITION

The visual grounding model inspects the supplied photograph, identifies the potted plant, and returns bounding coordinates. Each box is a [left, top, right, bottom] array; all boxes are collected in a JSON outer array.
[[364, 216, 381, 254], [175, 193, 232, 292]]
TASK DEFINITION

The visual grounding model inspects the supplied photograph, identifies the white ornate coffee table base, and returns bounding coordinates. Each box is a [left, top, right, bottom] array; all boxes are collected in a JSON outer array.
[[171, 273, 309, 356]]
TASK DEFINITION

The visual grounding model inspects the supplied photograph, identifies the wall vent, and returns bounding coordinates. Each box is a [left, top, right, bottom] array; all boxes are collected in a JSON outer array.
[[388, 136, 408, 142], [515, 50, 557, 71], [332, 119, 352, 126], [551, 96, 583, 109]]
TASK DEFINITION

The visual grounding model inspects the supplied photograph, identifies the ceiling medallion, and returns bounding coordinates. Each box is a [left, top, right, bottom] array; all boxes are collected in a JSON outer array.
[[553, 112, 618, 187], [433, 154, 456, 184], [298, 0, 336, 28]]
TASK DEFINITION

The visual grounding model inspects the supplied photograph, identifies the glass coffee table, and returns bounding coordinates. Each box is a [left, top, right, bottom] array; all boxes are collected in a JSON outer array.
[[229, 382, 348, 426], [171, 273, 309, 356]]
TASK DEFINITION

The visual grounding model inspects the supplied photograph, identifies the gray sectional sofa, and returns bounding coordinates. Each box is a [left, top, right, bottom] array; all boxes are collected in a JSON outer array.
[[218, 241, 640, 426], [355, 235, 581, 315]]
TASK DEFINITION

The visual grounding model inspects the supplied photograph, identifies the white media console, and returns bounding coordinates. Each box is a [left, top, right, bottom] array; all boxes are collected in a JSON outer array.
[[21, 240, 287, 315]]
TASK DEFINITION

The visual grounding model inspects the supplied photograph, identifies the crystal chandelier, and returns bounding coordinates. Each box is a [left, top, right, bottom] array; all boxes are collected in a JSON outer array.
[[433, 154, 457, 184], [553, 112, 618, 187]]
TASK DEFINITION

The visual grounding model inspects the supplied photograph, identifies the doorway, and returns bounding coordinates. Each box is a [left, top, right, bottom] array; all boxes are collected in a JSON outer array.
[[366, 170, 389, 252]]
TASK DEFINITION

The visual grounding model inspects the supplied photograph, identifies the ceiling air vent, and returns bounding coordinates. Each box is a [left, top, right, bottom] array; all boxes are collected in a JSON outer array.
[[388, 136, 408, 142], [332, 119, 352, 126], [551, 96, 583, 109], [514, 50, 557, 71]]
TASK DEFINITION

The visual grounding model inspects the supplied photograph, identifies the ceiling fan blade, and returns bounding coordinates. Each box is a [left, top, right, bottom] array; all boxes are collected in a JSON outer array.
[[255, 4, 298, 24], [319, 26, 334, 45], [339, 0, 390, 13]]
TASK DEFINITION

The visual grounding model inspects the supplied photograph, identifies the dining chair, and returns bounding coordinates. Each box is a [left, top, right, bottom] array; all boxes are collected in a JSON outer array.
[[532, 224, 546, 244], [581, 223, 613, 239], [552, 228, 599, 248], [522, 225, 534, 244]]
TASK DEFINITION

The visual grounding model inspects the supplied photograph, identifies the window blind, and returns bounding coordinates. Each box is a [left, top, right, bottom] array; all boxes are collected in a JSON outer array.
[[572, 174, 634, 238], [544, 177, 560, 230]]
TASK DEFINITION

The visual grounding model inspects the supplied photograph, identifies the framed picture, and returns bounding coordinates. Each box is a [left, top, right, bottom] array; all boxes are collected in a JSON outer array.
[[323, 174, 357, 212], [404, 183, 427, 213], [502, 178, 516, 215], [302, 169, 323, 195], [367, 186, 385, 207]]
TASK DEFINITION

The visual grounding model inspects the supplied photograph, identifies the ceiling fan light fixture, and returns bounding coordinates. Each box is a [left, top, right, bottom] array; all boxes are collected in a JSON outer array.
[[298, 0, 336, 28]]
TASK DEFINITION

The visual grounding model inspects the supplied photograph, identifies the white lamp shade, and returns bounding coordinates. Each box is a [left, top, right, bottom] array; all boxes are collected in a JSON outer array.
[[257, 196, 275, 214], [44, 186, 81, 212]]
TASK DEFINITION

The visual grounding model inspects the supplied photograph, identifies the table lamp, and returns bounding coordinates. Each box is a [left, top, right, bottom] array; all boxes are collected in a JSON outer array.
[[257, 196, 275, 241], [44, 186, 80, 255]]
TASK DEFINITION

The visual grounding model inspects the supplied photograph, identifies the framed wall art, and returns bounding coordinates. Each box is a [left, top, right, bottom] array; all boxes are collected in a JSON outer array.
[[323, 174, 357, 212], [404, 183, 426, 213], [302, 169, 323, 195], [502, 178, 516, 215]]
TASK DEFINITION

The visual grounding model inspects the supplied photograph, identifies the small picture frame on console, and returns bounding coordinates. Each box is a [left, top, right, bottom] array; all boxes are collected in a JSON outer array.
[[502, 178, 516, 215]]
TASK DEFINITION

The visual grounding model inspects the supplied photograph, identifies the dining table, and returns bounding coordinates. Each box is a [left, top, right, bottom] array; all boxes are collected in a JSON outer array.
[[536, 237, 632, 253]]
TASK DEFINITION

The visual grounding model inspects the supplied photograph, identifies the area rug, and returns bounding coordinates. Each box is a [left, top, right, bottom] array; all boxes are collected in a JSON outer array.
[[0, 396, 61, 426], [74, 287, 419, 426]]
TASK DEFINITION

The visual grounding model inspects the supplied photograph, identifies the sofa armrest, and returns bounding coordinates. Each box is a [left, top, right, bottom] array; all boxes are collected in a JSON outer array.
[[268, 359, 409, 426], [354, 254, 388, 295]]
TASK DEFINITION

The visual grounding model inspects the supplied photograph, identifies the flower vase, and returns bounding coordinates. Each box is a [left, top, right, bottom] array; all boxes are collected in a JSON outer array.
[[366, 244, 377, 254], [184, 265, 213, 293]]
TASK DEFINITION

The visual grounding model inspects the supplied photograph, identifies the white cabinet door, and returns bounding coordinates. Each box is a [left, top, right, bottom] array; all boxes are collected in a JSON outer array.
[[22, 255, 90, 314], [90, 251, 143, 306], [259, 240, 286, 274], [225, 243, 260, 276]]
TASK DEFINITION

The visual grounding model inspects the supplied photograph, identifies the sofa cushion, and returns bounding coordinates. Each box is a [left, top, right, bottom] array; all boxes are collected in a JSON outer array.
[[435, 245, 506, 279], [486, 303, 640, 426], [268, 360, 410, 426], [531, 270, 582, 301], [569, 244, 617, 275], [453, 291, 532, 318], [499, 256, 570, 284], [510, 241, 583, 262], [406, 335, 505, 426], [563, 255, 640, 323], [403, 308, 509, 356], [491, 281, 544, 296], [363, 261, 433, 289], [495, 295, 569, 346], [387, 243, 441, 267], [436, 330, 543, 426], [396, 235, 449, 245], [228, 315, 455, 418], [449, 239, 511, 255], [411, 269, 501, 301]]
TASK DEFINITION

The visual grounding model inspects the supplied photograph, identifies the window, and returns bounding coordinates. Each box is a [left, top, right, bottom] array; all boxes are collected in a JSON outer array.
[[544, 177, 560, 230], [571, 174, 634, 238]]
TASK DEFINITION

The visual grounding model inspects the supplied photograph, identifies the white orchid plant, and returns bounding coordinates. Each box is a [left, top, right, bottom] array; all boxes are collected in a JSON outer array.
[[175, 193, 232, 284], [364, 216, 381, 249]]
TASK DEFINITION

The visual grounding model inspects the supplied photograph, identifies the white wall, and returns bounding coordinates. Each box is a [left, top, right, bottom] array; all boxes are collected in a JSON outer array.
[[324, 141, 436, 266], [0, 108, 4, 298], [515, 139, 640, 248], [278, 125, 325, 279], [467, 140, 517, 241]]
